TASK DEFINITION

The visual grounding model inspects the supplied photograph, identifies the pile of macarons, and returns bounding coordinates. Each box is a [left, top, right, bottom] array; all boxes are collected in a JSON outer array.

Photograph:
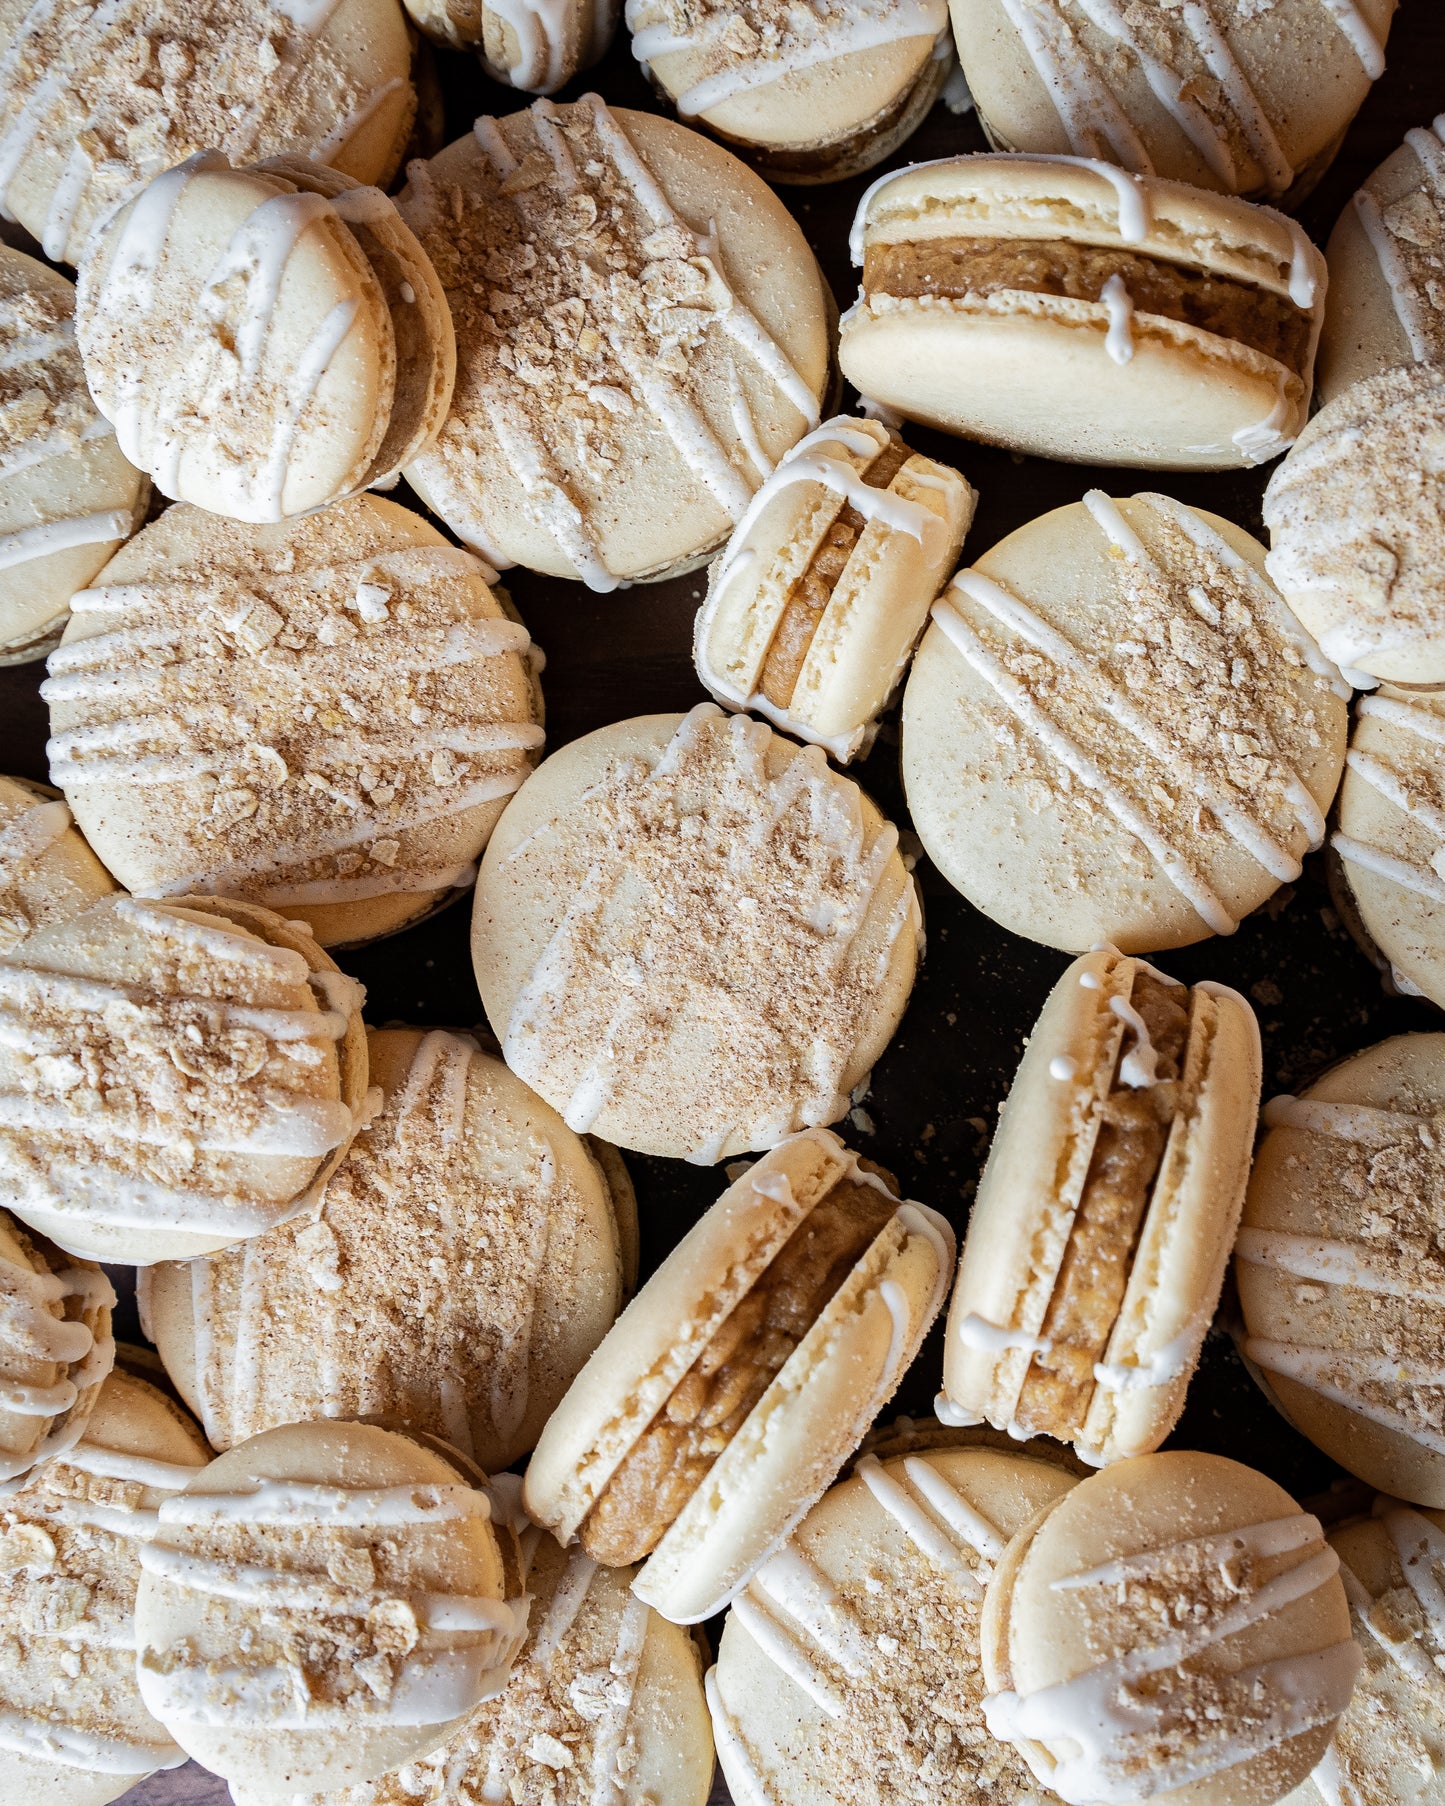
[[1, 0, 1445, 1804]]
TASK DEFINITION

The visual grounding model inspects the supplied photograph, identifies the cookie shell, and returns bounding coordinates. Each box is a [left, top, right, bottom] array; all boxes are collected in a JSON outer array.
[[0, 775, 115, 956], [404, 0, 620, 93]]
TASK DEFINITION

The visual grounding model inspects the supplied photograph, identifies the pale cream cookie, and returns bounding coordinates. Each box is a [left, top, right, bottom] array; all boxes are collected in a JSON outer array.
[[0, 776, 114, 956], [404, 0, 620, 94]]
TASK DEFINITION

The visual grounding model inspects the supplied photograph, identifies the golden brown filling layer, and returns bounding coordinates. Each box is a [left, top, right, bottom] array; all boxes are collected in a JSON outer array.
[[759, 432, 912, 710], [863, 239, 1312, 375], [579, 1167, 898, 1564], [1015, 973, 1191, 1438]]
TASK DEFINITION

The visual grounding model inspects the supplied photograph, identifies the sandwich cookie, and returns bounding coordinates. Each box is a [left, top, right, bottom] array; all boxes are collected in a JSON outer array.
[[0, 777, 114, 956], [0, 892, 372, 1267], [939, 949, 1261, 1467], [403, 0, 619, 94], [1329, 687, 1445, 1011], [472, 705, 920, 1162], [693, 415, 975, 763], [0, 1369, 209, 1806], [951, 0, 1393, 204], [1318, 117, 1445, 404], [523, 1129, 955, 1623], [626, 0, 952, 184], [0, 0, 416, 268], [133, 1419, 529, 1793], [901, 491, 1349, 953], [138, 1027, 627, 1475], [1236, 1035, 1445, 1509], [398, 96, 831, 590], [840, 154, 1328, 469], [42, 494, 542, 949], [0, 1209, 113, 1492], [76, 154, 455, 525], [1264, 364, 1445, 686], [244, 1524, 714, 1806], [0, 249, 146, 667], [708, 1437, 1077, 1806]]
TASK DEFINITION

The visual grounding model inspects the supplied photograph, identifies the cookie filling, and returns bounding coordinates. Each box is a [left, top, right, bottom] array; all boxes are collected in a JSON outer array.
[[863, 240, 1312, 374], [1013, 971, 1191, 1439], [579, 1168, 899, 1564], [758, 431, 913, 709]]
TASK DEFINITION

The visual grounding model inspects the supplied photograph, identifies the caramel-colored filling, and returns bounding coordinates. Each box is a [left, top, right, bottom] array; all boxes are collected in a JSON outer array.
[[863, 239, 1312, 375], [759, 432, 913, 710], [579, 1168, 898, 1564], [1014, 973, 1191, 1438]]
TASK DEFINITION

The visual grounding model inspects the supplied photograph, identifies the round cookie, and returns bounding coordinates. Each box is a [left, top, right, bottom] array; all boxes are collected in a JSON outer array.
[[0, 777, 114, 955], [241, 1528, 714, 1806], [626, 0, 953, 184], [133, 1419, 527, 1793], [138, 1027, 625, 1474], [0, 1209, 113, 1491], [76, 154, 454, 524], [0, 1369, 209, 1806], [902, 490, 1349, 953], [473, 705, 919, 1161], [939, 949, 1261, 1467], [1264, 364, 1445, 686], [523, 1129, 955, 1623], [0, 248, 146, 667], [0, 0, 416, 267], [399, 95, 831, 590], [1236, 1035, 1445, 1509], [709, 1438, 1077, 1806], [950, 0, 1393, 203], [841, 155, 1328, 469], [0, 892, 371, 1267], [403, 0, 619, 93], [1319, 116, 1445, 404], [42, 494, 542, 949], [693, 415, 975, 763], [981, 1451, 1360, 1806]]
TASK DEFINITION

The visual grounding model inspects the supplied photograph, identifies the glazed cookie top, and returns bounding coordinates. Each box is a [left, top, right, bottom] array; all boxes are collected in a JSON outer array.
[[400, 96, 829, 589], [0, 249, 116, 501], [0, 779, 114, 956], [0, 0, 415, 266], [42, 496, 541, 942]]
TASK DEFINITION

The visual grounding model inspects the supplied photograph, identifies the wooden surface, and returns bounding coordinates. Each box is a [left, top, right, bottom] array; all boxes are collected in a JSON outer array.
[[2, 7, 1443, 1802]]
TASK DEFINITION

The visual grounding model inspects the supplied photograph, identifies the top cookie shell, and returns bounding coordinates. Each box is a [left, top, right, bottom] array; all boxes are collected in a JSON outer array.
[[399, 96, 831, 590], [0, 0, 416, 267], [950, 0, 1394, 203]]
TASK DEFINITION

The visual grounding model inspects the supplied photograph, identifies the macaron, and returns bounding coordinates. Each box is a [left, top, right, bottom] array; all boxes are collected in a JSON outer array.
[[1263, 363, 1445, 686], [839, 154, 1327, 468], [42, 493, 542, 949], [523, 1128, 955, 1623], [0, 0, 416, 266], [76, 153, 454, 526], [693, 414, 975, 763], [0, 893, 372, 1267], [133, 1419, 529, 1793], [399, 95, 831, 590], [626, 0, 953, 183], [403, 0, 619, 93], [0, 1208, 113, 1492], [981, 1450, 1361, 1806], [1329, 686, 1445, 1010], [0, 1368, 209, 1806], [1318, 116, 1445, 404], [939, 948, 1261, 1467], [709, 1435, 1076, 1806], [0, 777, 114, 956], [138, 1027, 627, 1475], [901, 490, 1349, 954], [951, 0, 1394, 203], [1236, 1034, 1445, 1509], [472, 704, 920, 1162], [0, 247, 146, 667]]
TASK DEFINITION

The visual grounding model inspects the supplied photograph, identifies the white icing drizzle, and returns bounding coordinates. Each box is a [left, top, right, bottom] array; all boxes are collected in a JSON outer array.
[[705, 1667, 774, 1806], [748, 1544, 875, 1679], [1351, 118, 1445, 363], [1091, 1322, 1199, 1392], [902, 1456, 1006, 1561], [0, 508, 132, 571], [1049, 1054, 1078, 1081], [855, 1453, 991, 1591], [1108, 993, 1158, 1087], [957, 1312, 1052, 1356], [1261, 1093, 1429, 1145], [486, 0, 573, 93], [586, 1590, 649, 1806], [158, 1480, 492, 1528], [1332, 832, 1445, 905], [1318, 0, 1386, 79], [0, 1706, 185, 1775], [1099, 272, 1135, 364], [1237, 1226, 1445, 1302], [61, 1441, 207, 1490], [1244, 1341, 1445, 1453]]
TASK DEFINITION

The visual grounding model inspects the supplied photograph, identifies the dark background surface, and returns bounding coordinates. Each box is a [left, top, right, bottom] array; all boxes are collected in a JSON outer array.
[[2, 5, 1443, 1800]]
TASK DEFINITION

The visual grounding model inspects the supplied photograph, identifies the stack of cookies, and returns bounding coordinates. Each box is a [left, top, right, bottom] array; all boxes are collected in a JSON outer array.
[[0, 0, 1442, 1803]]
